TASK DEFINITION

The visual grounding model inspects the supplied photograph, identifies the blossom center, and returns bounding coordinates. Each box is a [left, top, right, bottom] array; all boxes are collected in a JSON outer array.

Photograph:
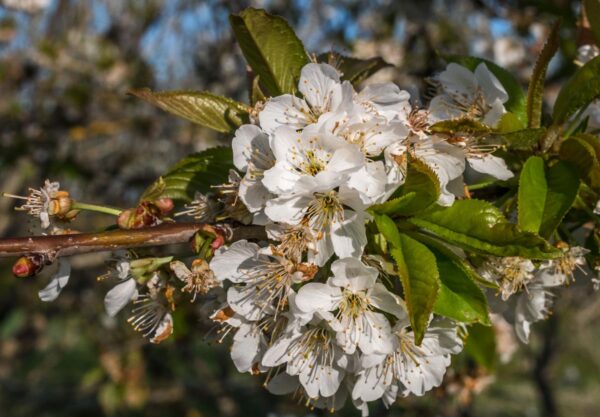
[[305, 191, 345, 232]]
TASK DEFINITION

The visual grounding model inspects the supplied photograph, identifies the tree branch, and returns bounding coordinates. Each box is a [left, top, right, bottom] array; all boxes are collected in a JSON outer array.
[[0, 223, 266, 259]]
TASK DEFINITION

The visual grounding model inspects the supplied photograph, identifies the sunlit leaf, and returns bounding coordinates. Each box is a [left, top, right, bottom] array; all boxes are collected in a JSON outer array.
[[130, 89, 250, 134], [407, 199, 561, 259], [374, 214, 440, 345], [230, 8, 309, 96], [518, 155, 579, 238], [430, 246, 491, 325], [518, 156, 547, 233]]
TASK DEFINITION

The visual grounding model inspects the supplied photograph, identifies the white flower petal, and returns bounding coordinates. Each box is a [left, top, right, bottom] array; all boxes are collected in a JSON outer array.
[[467, 154, 513, 180], [369, 283, 406, 319], [231, 324, 262, 373], [209, 240, 259, 283], [331, 210, 367, 259], [104, 278, 137, 317], [38, 260, 71, 302], [232, 124, 265, 172], [330, 257, 377, 292], [474, 63, 509, 104], [295, 282, 342, 313], [299, 63, 342, 111], [259, 95, 311, 133]]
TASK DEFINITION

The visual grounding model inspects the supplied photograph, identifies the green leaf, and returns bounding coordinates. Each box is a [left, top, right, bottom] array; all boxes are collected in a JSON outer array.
[[230, 8, 309, 96], [526, 21, 561, 128], [407, 199, 561, 259], [317, 52, 392, 85], [518, 156, 547, 233], [552, 55, 600, 124], [429, 117, 491, 136], [445, 55, 527, 125], [518, 156, 579, 238], [465, 323, 497, 371], [494, 127, 545, 150], [142, 147, 233, 202], [373, 212, 403, 247], [410, 232, 499, 290], [370, 157, 440, 217], [430, 247, 491, 325], [584, 0, 600, 46], [559, 133, 600, 190], [129, 89, 250, 134], [496, 112, 527, 132], [374, 214, 440, 345], [539, 161, 580, 237]]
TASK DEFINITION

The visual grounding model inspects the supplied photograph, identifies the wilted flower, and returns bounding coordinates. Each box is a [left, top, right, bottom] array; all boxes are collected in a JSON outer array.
[[537, 244, 589, 286], [480, 256, 536, 300], [4, 180, 77, 228], [170, 259, 219, 301]]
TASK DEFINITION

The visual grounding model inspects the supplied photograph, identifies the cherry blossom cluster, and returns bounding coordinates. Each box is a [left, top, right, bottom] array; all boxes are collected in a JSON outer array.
[[203, 62, 518, 414]]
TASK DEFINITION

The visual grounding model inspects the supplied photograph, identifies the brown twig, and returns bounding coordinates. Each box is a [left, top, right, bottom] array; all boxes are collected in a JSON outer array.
[[0, 223, 266, 259]]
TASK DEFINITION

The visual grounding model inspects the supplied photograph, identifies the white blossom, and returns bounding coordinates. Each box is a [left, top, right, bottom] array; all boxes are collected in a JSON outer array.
[[480, 256, 536, 301], [352, 316, 463, 403], [262, 319, 349, 399], [264, 186, 368, 264], [429, 62, 508, 127], [210, 240, 316, 321], [295, 257, 403, 355], [259, 63, 351, 133], [232, 124, 275, 215], [262, 125, 365, 196]]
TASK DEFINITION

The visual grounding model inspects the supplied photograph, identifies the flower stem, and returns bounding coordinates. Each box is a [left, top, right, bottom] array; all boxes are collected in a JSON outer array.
[[72, 202, 123, 216]]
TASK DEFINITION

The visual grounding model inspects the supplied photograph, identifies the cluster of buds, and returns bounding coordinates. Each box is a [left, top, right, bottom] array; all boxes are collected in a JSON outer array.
[[117, 198, 174, 229]]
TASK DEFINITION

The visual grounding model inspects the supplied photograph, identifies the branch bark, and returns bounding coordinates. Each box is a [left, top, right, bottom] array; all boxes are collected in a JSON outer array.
[[0, 223, 266, 259]]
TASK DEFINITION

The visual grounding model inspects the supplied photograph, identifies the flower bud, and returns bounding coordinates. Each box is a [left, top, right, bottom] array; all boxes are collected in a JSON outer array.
[[192, 224, 230, 258], [117, 201, 165, 229], [12, 255, 44, 278], [130, 256, 173, 280], [47, 191, 73, 216], [154, 198, 174, 215], [117, 208, 136, 229]]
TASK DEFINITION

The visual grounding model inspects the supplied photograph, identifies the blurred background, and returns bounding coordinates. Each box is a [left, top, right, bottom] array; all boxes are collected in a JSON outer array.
[[0, 0, 599, 416]]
